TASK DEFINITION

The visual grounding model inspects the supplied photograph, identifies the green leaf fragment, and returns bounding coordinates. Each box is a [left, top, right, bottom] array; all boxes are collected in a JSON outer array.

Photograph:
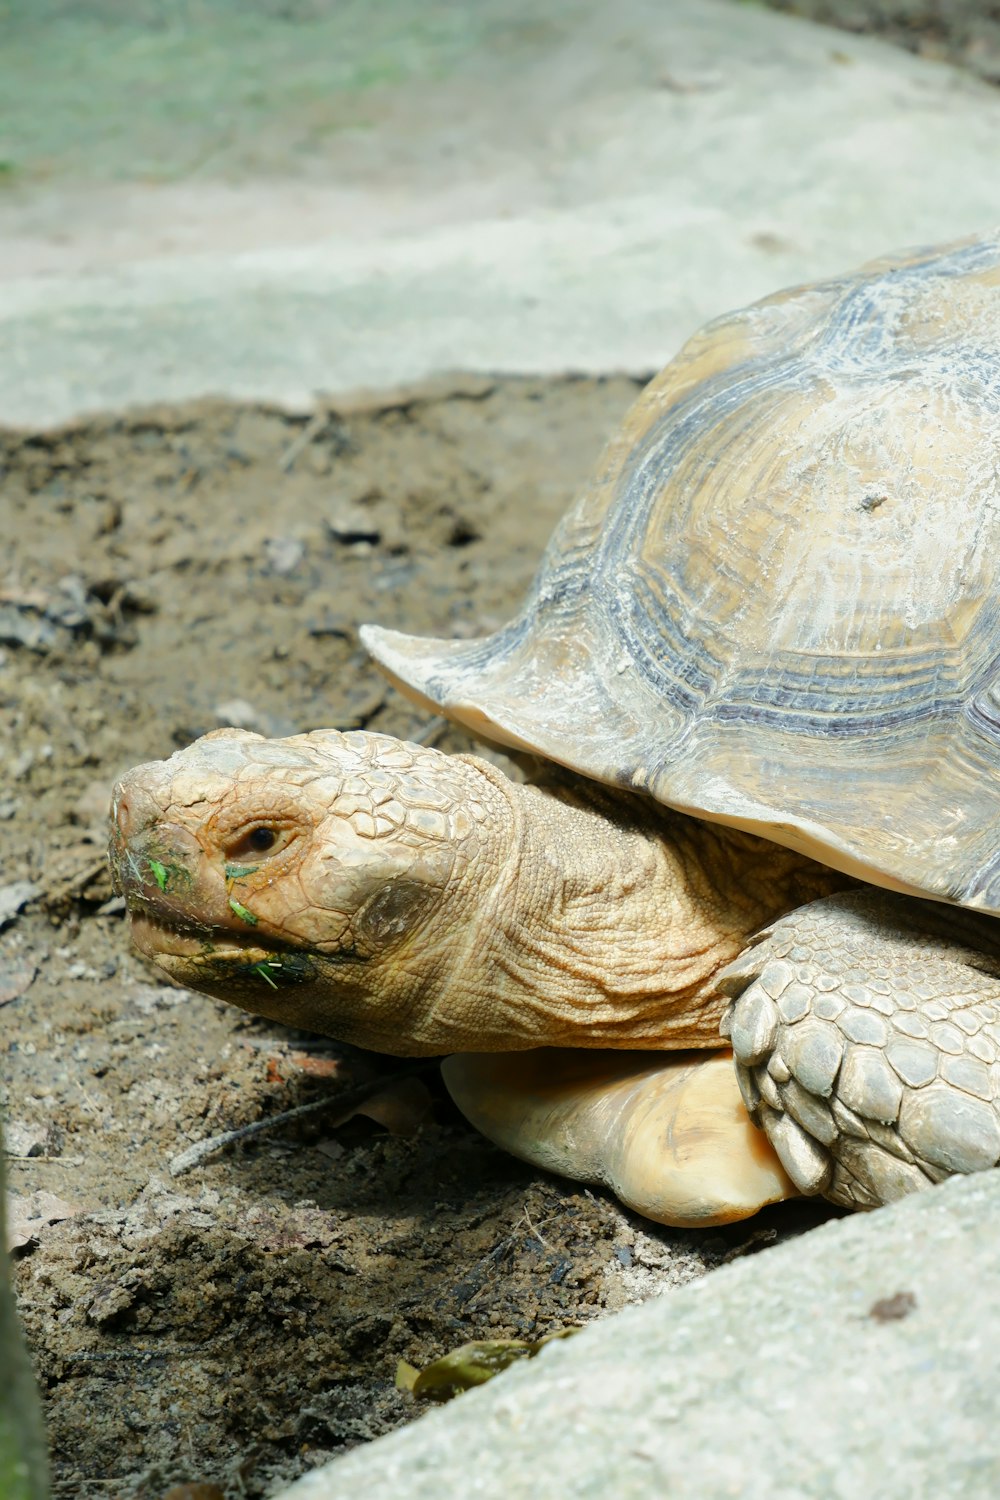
[[398, 1330, 578, 1400], [252, 963, 280, 989], [143, 850, 194, 893], [394, 1359, 420, 1393], [225, 864, 260, 881], [228, 897, 258, 925]]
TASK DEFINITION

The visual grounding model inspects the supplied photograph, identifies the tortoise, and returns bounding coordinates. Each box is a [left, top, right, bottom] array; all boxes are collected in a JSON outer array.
[[109, 231, 1000, 1226]]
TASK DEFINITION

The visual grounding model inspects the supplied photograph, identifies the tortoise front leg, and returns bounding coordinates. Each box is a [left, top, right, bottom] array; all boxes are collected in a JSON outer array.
[[441, 1048, 797, 1227], [720, 889, 1000, 1210]]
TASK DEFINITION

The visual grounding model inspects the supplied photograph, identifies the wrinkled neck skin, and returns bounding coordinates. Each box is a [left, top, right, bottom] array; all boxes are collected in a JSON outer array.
[[450, 759, 845, 1052]]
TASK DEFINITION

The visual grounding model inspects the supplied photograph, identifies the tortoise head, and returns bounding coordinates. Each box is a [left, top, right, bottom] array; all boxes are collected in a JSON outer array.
[[108, 726, 509, 1052]]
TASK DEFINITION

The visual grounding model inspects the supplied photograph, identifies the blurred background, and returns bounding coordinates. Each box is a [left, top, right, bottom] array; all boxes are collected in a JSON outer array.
[[2, 0, 999, 423]]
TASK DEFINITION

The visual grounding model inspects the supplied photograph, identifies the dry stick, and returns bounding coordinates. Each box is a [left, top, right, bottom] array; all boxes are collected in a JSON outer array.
[[278, 410, 328, 472], [235, 1034, 343, 1053], [522, 1205, 552, 1251], [413, 715, 449, 747], [169, 1064, 435, 1177], [51, 1482, 120, 1490], [5, 1155, 86, 1167]]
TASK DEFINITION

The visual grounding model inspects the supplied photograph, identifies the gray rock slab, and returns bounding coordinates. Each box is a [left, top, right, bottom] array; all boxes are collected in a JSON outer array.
[[3, 0, 1000, 427], [275, 1171, 1000, 1499]]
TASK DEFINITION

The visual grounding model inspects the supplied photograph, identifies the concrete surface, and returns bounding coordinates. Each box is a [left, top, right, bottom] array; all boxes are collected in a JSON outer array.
[[2, 0, 1000, 427], [275, 1171, 1000, 1499]]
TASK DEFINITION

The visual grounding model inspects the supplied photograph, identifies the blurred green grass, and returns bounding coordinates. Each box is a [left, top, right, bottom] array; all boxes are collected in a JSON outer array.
[[0, 0, 502, 183]]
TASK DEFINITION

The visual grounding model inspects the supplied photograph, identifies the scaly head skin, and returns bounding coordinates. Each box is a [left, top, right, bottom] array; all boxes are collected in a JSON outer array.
[[109, 727, 514, 1053]]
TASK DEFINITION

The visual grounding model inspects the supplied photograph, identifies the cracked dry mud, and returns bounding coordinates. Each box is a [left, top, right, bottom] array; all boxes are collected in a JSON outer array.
[[2, 376, 833, 1498]]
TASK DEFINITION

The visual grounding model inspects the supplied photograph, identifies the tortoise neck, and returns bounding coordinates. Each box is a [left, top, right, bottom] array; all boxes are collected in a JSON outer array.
[[457, 764, 846, 1049]]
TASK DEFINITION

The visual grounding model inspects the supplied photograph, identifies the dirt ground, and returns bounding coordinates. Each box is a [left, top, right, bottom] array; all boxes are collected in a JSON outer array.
[[1, 377, 836, 1499]]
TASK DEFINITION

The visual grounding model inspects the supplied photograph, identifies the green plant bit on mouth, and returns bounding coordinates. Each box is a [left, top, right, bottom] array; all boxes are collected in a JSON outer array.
[[228, 897, 258, 925], [142, 851, 194, 894], [229, 952, 313, 989], [225, 864, 260, 881]]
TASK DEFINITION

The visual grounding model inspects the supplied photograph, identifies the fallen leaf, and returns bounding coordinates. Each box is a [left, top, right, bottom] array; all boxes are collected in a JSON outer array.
[[315, 1138, 345, 1163], [397, 1330, 578, 1399], [86, 1279, 139, 1327], [265, 1049, 348, 1085], [330, 1076, 434, 1137], [284, 1051, 347, 1079], [395, 1358, 420, 1393], [6, 1189, 82, 1251]]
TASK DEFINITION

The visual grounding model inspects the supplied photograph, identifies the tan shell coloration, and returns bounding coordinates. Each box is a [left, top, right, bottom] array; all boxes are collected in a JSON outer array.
[[365, 233, 1000, 914]]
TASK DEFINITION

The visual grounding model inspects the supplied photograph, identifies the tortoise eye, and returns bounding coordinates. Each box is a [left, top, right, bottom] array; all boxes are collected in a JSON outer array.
[[225, 824, 287, 861]]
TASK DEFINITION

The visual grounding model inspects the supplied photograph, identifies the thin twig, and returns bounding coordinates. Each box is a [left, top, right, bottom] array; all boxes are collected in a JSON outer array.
[[459, 1233, 517, 1312], [234, 1035, 344, 1054], [412, 715, 449, 747], [278, 410, 327, 472], [4, 1155, 85, 1167], [52, 1481, 121, 1489], [522, 1205, 552, 1251], [169, 1065, 434, 1176]]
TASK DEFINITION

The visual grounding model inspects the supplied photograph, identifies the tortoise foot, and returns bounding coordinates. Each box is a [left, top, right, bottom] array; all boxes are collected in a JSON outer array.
[[720, 889, 1000, 1210]]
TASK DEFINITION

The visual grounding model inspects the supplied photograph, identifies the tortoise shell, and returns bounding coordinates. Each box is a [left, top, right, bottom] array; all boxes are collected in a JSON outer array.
[[363, 233, 1000, 914]]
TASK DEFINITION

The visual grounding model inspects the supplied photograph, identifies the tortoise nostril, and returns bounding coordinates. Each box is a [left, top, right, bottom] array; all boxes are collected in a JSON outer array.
[[115, 793, 133, 837]]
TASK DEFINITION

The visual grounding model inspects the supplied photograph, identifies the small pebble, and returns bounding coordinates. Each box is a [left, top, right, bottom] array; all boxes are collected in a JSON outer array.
[[263, 534, 305, 574], [4, 1121, 51, 1158], [327, 504, 382, 545], [0, 881, 39, 928]]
